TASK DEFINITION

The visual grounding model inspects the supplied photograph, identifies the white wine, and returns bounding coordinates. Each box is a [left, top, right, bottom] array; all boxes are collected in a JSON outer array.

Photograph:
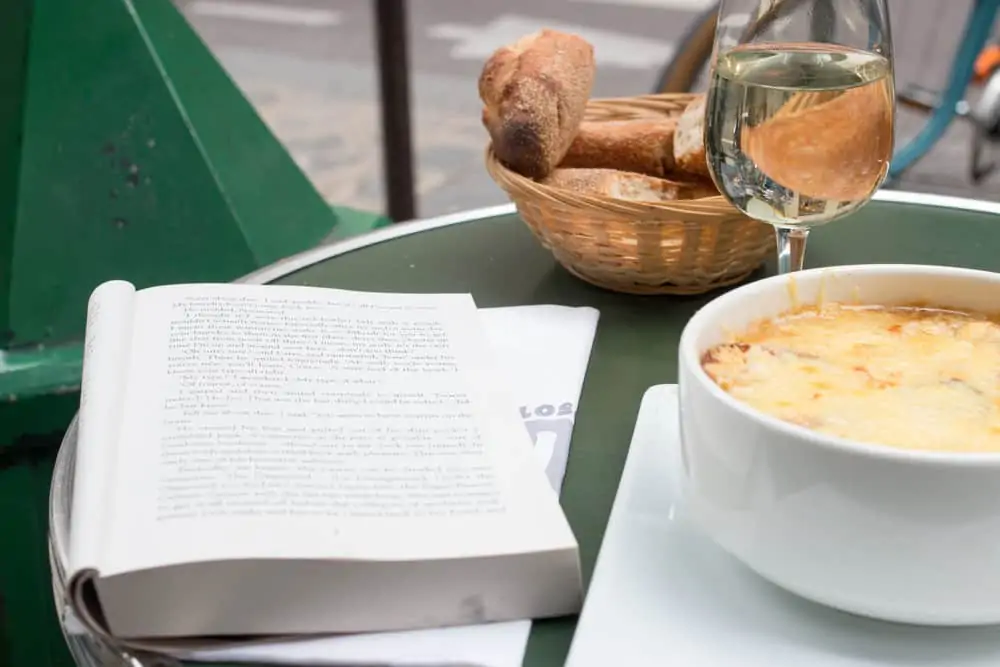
[[706, 43, 894, 228]]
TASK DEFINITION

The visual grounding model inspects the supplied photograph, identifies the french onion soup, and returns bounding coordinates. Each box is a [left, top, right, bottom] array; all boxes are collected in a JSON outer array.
[[701, 303, 1000, 453]]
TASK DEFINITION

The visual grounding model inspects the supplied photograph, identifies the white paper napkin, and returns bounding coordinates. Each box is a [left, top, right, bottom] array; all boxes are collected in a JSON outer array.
[[180, 304, 601, 667]]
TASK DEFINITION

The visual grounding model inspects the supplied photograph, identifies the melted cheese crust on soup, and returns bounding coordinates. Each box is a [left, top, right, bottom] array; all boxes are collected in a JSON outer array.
[[701, 304, 1000, 453]]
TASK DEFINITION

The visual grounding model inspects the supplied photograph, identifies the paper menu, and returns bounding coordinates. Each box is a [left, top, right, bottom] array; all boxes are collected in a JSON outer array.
[[174, 303, 600, 667]]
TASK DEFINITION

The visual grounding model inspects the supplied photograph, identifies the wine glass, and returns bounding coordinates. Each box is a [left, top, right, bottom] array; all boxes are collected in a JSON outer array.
[[704, 0, 895, 274]]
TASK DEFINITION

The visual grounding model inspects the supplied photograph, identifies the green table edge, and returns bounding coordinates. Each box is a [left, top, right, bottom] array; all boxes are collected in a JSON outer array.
[[238, 190, 1000, 283]]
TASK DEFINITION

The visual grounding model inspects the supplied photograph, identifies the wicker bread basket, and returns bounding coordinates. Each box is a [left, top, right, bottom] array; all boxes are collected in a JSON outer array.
[[485, 93, 774, 295]]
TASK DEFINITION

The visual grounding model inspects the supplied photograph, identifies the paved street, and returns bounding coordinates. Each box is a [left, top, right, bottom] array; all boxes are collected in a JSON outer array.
[[174, 0, 1000, 219]]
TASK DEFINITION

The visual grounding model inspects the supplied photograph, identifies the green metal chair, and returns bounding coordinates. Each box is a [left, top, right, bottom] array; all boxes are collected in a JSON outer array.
[[0, 0, 391, 664]]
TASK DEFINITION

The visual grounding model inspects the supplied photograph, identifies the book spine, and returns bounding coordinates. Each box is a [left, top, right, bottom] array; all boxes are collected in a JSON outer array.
[[68, 280, 137, 573]]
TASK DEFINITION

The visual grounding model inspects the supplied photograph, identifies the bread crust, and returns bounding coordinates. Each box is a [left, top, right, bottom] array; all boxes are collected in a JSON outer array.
[[560, 119, 677, 177], [673, 95, 710, 178], [542, 167, 717, 202], [479, 30, 596, 179]]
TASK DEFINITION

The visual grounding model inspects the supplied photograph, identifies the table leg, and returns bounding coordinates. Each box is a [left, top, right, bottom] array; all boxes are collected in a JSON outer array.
[[374, 0, 417, 222]]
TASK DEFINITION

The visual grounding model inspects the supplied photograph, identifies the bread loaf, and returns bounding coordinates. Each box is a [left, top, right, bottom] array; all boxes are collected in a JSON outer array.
[[479, 30, 596, 179], [542, 168, 717, 202], [560, 120, 678, 178], [673, 95, 710, 177]]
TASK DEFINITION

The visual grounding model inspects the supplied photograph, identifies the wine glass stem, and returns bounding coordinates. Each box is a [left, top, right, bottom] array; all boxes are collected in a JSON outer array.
[[775, 227, 809, 275]]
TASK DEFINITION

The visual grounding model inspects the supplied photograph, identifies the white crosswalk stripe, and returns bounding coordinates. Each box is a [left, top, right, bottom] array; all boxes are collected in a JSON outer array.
[[186, 1, 342, 27], [428, 14, 675, 70], [569, 0, 717, 9]]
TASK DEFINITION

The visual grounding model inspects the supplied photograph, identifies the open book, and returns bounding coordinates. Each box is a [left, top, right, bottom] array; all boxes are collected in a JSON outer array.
[[67, 280, 582, 649]]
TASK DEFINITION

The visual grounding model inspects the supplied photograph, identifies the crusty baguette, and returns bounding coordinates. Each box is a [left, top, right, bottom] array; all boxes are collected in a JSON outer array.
[[560, 119, 678, 178], [479, 30, 596, 179], [542, 168, 717, 202], [673, 95, 710, 178]]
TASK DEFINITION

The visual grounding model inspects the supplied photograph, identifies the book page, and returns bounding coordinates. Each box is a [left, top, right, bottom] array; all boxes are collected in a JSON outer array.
[[102, 284, 576, 576]]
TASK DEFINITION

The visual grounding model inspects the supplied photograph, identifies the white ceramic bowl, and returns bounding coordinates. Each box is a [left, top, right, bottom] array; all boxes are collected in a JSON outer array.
[[678, 264, 1000, 626]]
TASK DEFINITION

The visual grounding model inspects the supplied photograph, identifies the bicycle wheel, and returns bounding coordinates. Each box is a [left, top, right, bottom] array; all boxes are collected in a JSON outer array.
[[655, 4, 719, 93]]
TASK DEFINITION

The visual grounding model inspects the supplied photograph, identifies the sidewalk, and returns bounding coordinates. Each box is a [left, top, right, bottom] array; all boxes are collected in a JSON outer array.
[[179, 0, 1000, 219]]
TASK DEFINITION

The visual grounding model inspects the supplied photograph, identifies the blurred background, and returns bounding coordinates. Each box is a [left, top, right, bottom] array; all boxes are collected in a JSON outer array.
[[174, 0, 999, 219]]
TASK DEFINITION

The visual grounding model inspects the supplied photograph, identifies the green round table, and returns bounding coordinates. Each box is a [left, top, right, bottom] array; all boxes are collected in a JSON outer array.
[[50, 190, 1000, 667]]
